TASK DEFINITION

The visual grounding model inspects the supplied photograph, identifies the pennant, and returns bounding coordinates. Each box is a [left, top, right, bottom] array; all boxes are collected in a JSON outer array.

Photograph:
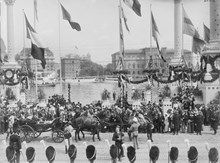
[[192, 30, 205, 54], [203, 23, 210, 43], [123, 0, 141, 17], [121, 7, 130, 32], [34, 0, 38, 22], [24, 13, 46, 69], [151, 11, 166, 62], [60, 3, 81, 31], [182, 7, 196, 37]]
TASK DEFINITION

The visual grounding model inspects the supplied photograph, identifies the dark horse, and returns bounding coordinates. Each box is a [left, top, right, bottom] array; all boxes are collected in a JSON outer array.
[[71, 112, 101, 142]]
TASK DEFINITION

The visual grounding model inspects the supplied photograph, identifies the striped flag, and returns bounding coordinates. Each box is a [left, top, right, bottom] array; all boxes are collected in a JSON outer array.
[[34, 0, 38, 22], [182, 7, 196, 37], [121, 7, 130, 32], [151, 11, 166, 62], [24, 13, 46, 69], [192, 30, 205, 54], [203, 23, 210, 43], [123, 0, 141, 17], [60, 3, 81, 31]]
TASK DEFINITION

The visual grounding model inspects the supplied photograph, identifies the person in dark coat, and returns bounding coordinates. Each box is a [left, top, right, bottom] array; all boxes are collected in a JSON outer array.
[[9, 133, 21, 163], [127, 146, 136, 163], [68, 144, 77, 163], [112, 126, 124, 161], [195, 111, 204, 135], [172, 110, 180, 135], [149, 146, 159, 163], [86, 145, 96, 163], [26, 147, 35, 163], [188, 146, 198, 163], [208, 147, 219, 163], [46, 146, 56, 163], [109, 144, 118, 163], [209, 109, 219, 135]]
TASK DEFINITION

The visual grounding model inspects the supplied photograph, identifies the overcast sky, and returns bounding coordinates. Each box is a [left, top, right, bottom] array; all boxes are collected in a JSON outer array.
[[0, 0, 209, 65]]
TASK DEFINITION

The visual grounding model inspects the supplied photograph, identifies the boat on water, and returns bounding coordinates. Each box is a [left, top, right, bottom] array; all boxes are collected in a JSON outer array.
[[94, 76, 105, 83]]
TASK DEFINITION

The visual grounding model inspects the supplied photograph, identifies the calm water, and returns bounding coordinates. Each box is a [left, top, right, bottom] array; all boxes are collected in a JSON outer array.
[[29, 81, 118, 105]]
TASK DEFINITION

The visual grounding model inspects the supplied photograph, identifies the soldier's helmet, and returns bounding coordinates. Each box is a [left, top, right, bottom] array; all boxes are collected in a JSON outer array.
[[109, 144, 118, 161], [169, 147, 179, 163], [26, 147, 35, 163], [86, 145, 96, 162], [45, 146, 56, 163], [6, 146, 16, 163], [68, 144, 77, 161], [208, 147, 219, 163], [188, 146, 198, 163], [127, 146, 136, 163], [149, 146, 160, 163]]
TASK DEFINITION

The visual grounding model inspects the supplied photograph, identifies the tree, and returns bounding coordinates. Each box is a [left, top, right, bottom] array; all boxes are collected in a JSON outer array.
[[5, 88, 16, 100], [131, 89, 141, 101], [161, 85, 171, 98]]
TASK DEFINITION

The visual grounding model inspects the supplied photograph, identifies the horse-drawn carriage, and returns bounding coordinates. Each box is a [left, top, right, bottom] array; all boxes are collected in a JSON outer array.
[[15, 117, 67, 143]]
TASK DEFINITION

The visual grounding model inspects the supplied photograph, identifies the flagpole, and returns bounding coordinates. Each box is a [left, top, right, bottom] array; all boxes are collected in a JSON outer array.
[[119, 0, 123, 108], [33, 0, 38, 100], [150, 4, 152, 57], [58, 0, 62, 94]]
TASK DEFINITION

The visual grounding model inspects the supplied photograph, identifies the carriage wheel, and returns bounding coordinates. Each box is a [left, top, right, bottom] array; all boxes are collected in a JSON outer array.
[[52, 130, 64, 143], [33, 131, 41, 138], [21, 125, 35, 141]]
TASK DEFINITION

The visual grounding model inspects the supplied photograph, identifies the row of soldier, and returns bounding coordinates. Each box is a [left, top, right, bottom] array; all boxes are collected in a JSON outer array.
[[2, 133, 219, 163]]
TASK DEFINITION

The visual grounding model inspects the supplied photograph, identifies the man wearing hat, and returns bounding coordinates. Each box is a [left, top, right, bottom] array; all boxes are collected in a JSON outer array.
[[188, 146, 198, 163], [208, 147, 219, 163], [112, 125, 124, 161], [109, 144, 118, 163], [46, 146, 56, 163], [26, 147, 35, 163], [68, 144, 77, 163], [169, 147, 179, 163], [86, 145, 96, 163], [127, 146, 136, 163], [9, 133, 21, 163], [149, 146, 160, 163], [128, 117, 140, 150]]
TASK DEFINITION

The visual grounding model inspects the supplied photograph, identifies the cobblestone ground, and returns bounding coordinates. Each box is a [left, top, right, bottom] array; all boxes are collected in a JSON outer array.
[[0, 126, 219, 163]]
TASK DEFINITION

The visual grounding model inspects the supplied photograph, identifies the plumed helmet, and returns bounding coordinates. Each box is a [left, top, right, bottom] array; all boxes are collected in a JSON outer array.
[[110, 144, 118, 161], [86, 145, 96, 162], [169, 147, 179, 163], [149, 146, 160, 161], [188, 146, 198, 163], [149, 146, 160, 162], [26, 147, 36, 163], [209, 147, 219, 163], [127, 146, 136, 163], [45, 146, 56, 163], [68, 144, 77, 161], [6, 146, 16, 163]]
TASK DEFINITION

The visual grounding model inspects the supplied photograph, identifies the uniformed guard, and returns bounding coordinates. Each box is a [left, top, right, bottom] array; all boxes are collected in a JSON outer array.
[[127, 146, 136, 163], [68, 144, 77, 163], [9, 133, 21, 163], [149, 146, 160, 163], [45, 146, 56, 163], [208, 147, 219, 163], [86, 145, 96, 163], [169, 147, 179, 163], [188, 146, 198, 163], [6, 146, 16, 163], [26, 147, 35, 163], [109, 144, 118, 163]]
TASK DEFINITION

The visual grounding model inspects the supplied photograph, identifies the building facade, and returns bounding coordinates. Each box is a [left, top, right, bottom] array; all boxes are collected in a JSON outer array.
[[61, 55, 81, 79], [111, 47, 193, 77]]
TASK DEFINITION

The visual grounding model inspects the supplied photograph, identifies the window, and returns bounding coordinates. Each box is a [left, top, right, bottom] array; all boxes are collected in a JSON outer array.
[[133, 63, 135, 69], [133, 71, 135, 74]]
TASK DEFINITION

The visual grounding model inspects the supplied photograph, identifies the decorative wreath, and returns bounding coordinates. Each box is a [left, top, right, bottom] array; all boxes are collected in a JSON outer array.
[[4, 69, 15, 80]]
